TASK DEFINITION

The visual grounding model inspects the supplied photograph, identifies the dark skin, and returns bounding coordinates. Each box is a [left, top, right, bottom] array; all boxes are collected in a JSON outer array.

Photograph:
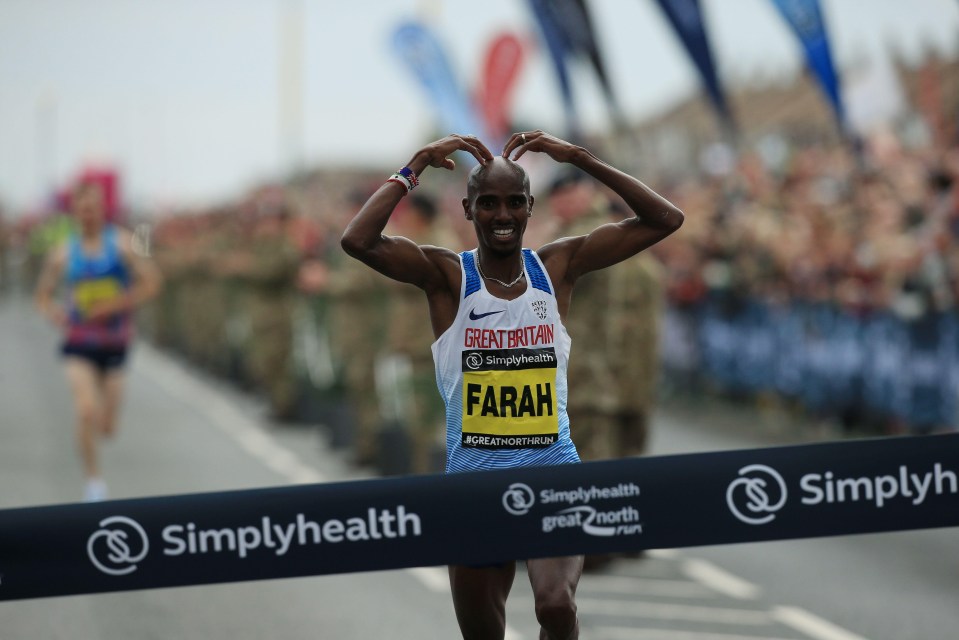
[[341, 131, 682, 640], [342, 130, 683, 333]]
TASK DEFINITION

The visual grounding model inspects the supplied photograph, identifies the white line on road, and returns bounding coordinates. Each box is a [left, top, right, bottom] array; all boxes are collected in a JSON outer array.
[[406, 566, 524, 639], [136, 344, 326, 485], [140, 345, 523, 636], [503, 627, 524, 640], [593, 627, 798, 640], [407, 566, 448, 593], [771, 606, 870, 640], [683, 558, 761, 600], [578, 575, 715, 598], [646, 548, 680, 559], [514, 597, 772, 625], [135, 345, 867, 640], [500, 592, 528, 640]]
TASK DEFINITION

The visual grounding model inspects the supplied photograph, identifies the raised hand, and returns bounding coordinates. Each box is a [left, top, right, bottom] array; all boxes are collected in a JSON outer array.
[[409, 134, 495, 174], [502, 130, 578, 163]]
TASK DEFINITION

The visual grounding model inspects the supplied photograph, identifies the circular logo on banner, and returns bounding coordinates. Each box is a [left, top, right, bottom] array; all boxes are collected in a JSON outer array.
[[465, 353, 484, 370], [726, 464, 788, 525], [502, 483, 536, 516], [87, 515, 150, 576]]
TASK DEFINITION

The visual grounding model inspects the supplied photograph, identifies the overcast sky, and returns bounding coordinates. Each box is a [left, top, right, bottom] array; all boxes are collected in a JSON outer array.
[[1, 0, 957, 213]]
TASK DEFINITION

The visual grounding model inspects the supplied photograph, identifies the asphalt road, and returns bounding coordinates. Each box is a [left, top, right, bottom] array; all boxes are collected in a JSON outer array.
[[0, 291, 955, 639]]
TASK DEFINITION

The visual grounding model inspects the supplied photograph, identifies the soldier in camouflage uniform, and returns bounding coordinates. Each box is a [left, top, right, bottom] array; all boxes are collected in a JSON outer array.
[[550, 171, 667, 572], [151, 216, 202, 355], [199, 210, 243, 378], [0, 211, 9, 292], [382, 193, 460, 473], [325, 204, 390, 465], [219, 198, 301, 421], [604, 202, 666, 457], [186, 214, 230, 373], [548, 171, 618, 461]]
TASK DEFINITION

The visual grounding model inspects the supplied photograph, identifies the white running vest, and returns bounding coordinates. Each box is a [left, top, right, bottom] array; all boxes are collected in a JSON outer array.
[[432, 248, 580, 473]]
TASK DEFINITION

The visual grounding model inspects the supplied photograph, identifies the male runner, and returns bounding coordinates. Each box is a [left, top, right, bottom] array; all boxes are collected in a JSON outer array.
[[35, 180, 162, 501], [341, 131, 682, 639]]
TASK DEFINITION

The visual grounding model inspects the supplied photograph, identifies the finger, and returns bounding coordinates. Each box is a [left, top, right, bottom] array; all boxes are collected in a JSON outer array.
[[506, 131, 536, 160], [511, 137, 529, 161], [501, 132, 524, 158], [459, 135, 494, 164]]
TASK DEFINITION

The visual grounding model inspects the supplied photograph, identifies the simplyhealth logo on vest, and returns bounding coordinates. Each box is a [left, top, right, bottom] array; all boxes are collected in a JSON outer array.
[[461, 346, 559, 449]]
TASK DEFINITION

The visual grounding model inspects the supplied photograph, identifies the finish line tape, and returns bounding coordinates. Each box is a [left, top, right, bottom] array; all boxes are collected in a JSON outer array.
[[1, 433, 957, 601]]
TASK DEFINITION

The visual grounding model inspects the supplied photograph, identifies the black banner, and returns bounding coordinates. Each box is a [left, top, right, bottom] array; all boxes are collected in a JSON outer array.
[[1, 434, 958, 601]]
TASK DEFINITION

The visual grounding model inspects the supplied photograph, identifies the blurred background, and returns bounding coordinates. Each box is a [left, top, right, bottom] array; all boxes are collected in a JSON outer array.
[[2, 1, 959, 638], [2, 0, 958, 473]]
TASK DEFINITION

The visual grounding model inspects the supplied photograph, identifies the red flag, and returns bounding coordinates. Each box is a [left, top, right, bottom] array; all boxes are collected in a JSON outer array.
[[477, 32, 526, 144]]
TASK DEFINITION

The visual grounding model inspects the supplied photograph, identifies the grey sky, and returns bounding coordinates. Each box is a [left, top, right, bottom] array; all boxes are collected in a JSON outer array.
[[1, 0, 957, 213]]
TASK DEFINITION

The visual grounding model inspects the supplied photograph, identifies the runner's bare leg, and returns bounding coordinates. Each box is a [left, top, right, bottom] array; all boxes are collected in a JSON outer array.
[[449, 562, 517, 639], [527, 555, 583, 640]]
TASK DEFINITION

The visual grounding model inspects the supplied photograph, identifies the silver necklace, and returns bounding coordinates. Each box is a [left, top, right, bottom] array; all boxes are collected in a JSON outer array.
[[476, 252, 526, 288]]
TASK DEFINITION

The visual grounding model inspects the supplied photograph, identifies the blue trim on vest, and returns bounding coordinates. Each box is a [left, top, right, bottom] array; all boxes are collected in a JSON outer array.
[[523, 249, 551, 294], [66, 226, 129, 286], [461, 251, 481, 298]]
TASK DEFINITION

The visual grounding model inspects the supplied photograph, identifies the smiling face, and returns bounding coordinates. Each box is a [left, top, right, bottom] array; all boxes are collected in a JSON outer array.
[[462, 157, 533, 255]]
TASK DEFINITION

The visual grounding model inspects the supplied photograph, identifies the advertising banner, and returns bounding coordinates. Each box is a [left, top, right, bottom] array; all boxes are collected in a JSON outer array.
[[1, 434, 957, 600]]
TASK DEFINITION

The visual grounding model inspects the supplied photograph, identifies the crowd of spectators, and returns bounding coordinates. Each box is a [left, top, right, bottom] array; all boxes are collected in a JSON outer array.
[[129, 121, 959, 439], [652, 127, 959, 435], [5, 76, 957, 448]]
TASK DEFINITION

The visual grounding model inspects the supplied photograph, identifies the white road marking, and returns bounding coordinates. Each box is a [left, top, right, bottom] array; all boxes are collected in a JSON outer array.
[[140, 345, 524, 635], [771, 606, 870, 640], [136, 345, 869, 640], [136, 344, 326, 484], [578, 575, 714, 598], [407, 566, 448, 593], [503, 626, 524, 640], [581, 555, 868, 640], [647, 548, 680, 559], [406, 566, 524, 639], [514, 597, 771, 625], [594, 628, 797, 640], [683, 558, 761, 600]]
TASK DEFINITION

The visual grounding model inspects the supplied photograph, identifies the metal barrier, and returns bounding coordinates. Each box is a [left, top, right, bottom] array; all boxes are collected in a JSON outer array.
[[662, 298, 959, 432]]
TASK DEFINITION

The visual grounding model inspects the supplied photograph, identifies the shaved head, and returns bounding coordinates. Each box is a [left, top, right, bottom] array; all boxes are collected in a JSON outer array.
[[466, 156, 530, 205]]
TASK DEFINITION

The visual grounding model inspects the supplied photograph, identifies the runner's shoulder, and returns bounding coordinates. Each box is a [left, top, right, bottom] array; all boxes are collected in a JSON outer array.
[[421, 244, 461, 269], [421, 245, 462, 293]]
